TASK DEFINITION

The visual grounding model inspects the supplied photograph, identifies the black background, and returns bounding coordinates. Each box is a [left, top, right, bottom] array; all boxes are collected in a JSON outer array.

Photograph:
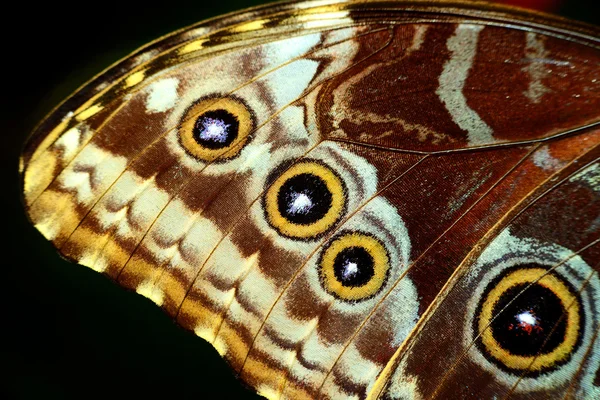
[[3, 1, 598, 399]]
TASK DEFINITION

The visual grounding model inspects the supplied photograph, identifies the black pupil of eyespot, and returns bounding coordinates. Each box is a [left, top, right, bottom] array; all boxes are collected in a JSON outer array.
[[277, 172, 332, 224], [193, 109, 239, 149], [491, 283, 567, 357], [333, 246, 374, 287]]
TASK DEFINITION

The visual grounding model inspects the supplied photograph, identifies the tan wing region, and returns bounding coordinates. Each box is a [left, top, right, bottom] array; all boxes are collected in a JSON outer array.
[[20, 1, 600, 399]]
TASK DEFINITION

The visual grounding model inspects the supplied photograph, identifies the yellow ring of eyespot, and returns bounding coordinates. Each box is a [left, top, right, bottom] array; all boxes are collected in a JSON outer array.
[[319, 233, 390, 301], [478, 267, 581, 372], [178, 96, 253, 162], [264, 161, 346, 239]]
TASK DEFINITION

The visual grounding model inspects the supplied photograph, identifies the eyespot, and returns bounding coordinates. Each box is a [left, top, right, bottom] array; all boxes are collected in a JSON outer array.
[[263, 160, 347, 239], [318, 232, 390, 302], [474, 265, 583, 376], [178, 96, 254, 162]]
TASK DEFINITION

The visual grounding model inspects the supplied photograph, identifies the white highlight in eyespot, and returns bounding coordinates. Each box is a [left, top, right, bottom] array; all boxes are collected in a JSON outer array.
[[516, 311, 537, 327], [437, 24, 494, 146], [288, 192, 313, 215], [197, 117, 230, 142], [145, 77, 179, 113], [342, 261, 359, 280]]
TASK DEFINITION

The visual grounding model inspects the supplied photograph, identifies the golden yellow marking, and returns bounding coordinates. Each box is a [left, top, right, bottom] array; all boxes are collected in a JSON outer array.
[[124, 69, 146, 88], [96, 239, 131, 275], [177, 38, 209, 56], [30, 190, 80, 244], [66, 226, 107, 271], [160, 272, 190, 306], [245, 357, 287, 396], [264, 161, 345, 239], [280, 381, 314, 400], [75, 104, 104, 122], [179, 297, 218, 322], [179, 96, 253, 162], [198, 287, 236, 342], [213, 321, 249, 368], [183, 302, 220, 335], [295, 11, 351, 26], [478, 268, 580, 371], [230, 19, 267, 33], [120, 258, 191, 312], [122, 255, 161, 285], [320, 233, 389, 301], [23, 152, 58, 206]]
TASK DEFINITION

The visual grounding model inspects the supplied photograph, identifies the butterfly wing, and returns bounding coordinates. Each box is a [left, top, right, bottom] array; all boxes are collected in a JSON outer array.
[[375, 151, 600, 399], [20, 1, 600, 399]]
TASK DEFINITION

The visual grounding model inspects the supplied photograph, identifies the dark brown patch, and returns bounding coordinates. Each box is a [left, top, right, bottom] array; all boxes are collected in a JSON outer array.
[[316, 308, 361, 345], [176, 170, 237, 214], [230, 217, 304, 286], [93, 94, 173, 158], [285, 274, 327, 321], [195, 170, 257, 228], [354, 311, 397, 365]]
